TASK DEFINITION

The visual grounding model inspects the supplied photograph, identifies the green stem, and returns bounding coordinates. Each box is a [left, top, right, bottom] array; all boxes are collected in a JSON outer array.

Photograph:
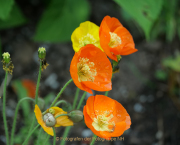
[[50, 79, 73, 107], [44, 135, 50, 145], [2, 71, 9, 145], [35, 61, 42, 104], [22, 124, 40, 145], [36, 128, 43, 145], [59, 87, 80, 145], [60, 126, 71, 145], [10, 97, 34, 145], [105, 91, 109, 96], [72, 88, 80, 109], [90, 134, 97, 145], [55, 100, 68, 107], [77, 92, 87, 109], [53, 128, 56, 145], [55, 114, 69, 119]]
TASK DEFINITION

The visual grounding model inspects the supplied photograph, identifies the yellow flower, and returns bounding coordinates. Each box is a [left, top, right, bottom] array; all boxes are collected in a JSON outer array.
[[34, 105, 73, 136], [71, 21, 102, 52]]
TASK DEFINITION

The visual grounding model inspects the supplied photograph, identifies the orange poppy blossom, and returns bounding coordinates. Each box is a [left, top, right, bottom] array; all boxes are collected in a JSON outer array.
[[83, 95, 131, 139], [99, 15, 138, 61], [22, 79, 36, 98], [34, 105, 73, 136], [70, 44, 112, 94]]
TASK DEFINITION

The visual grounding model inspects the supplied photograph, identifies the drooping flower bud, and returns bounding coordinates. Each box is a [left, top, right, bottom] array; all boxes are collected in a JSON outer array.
[[2, 52, 14, 74], [38, 47, 46, 60], [68, 110, 83, 123], [43, 113, 56, 127]]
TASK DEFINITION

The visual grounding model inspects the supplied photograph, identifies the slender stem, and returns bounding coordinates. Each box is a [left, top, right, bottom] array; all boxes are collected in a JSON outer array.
[[72, 88, 80, 109], [59, 87, 80, 145], [53, 128, 56, 145], [36, 128, 43, 145], [2, 71, 9, 145], [55, 100, 68, 107], [60, 126, 71, 145], [26, 61, 42, 143], [10, 97, 34, 145], [90, 134, 97, 145], [44, 135, 50, 145], [55, 114, 68, 119], [105, 91, 109, 96], [77, 92, 87, 109], [50, 79, 73, 107], [35, 61, 42, 104], [22, 124, 40, 145]]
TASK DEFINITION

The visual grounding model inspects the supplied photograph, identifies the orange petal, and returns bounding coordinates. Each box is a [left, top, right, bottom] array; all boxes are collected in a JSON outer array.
[[100, 121, 127, 138], [110, 26, 137, 55], [99, 30, 118, 61], [78, 44, 112, 91], [34, 105, 54, 136], [70, 51, 93, 94], [102, 16, 123, 32], [22, 79, 36, 98], [93, 95, 115, 116], [83, 106, 105, 138], [85, 95, 96, 120]]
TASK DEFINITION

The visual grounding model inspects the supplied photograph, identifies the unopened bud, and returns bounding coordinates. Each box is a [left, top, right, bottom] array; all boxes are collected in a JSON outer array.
[[38, 47, 46, 59], [43, 113, 56, 127], [49, 108, 55, 115], [68, 110, 83, 123], [2, 52, 10, 63]]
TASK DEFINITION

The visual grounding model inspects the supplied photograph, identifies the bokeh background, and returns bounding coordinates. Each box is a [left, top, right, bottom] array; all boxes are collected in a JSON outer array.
[[0, 0, 180, 145]]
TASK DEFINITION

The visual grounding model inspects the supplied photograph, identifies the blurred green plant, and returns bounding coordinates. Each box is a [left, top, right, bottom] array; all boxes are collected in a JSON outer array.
[[34, 0, 90, 42], [114, 0, 180, 42]]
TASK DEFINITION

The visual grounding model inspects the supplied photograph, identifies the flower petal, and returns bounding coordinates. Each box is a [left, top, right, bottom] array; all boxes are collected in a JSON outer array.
[[34, 105, 54, 136], [55, 112, 73, 127]]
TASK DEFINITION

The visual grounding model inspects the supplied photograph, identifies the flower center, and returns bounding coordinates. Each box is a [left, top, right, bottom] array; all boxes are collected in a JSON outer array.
[[92, 111, 115, 132], [79, 33, 98, 47], [77, 57, 97, 82], [108, 32, 121, 48]]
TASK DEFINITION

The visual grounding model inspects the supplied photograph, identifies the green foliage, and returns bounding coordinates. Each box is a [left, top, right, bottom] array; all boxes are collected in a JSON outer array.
[[0, 0, 14, 20], [0, 4, 27, 30], [34, 0, 90, 42], [114, 0, 163, 40], [163, 54, 180, 72], [0, 37, 2, 59], [155, 70, 168, 81]]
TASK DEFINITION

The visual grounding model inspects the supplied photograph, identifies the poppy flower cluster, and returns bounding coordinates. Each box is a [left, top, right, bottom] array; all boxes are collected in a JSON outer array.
[[69, 15, 134, 140]]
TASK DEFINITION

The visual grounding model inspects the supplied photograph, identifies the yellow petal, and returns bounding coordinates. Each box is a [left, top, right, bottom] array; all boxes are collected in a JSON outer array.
[[34, 105, 54, 136], [71, 21, 102, 52]]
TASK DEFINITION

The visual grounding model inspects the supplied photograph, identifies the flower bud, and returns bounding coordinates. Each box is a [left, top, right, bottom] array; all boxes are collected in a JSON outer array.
[[38, 47, 46, 60], [49, 108, 55, 115], [2, 52, 10, 63], [43, 113, 56, 127], [68, 110, 83, 123]]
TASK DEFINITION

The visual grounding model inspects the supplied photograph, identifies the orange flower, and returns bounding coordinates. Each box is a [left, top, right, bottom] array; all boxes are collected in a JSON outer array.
[[83, 95, 131, 139], [34, 105, 73, 136], [99, 15, 138, 61], [22, 79, 36, 98], [70, 44, 112, 94]]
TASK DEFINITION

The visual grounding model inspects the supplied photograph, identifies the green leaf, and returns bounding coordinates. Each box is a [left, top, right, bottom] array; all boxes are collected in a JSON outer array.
[[114, 0, 163, 40], [0, 4, 27, 30], [0, 37, 2, 59], [163, 55, 180, 72], [0, 0, 14, 20], [34, 0, 90, 42], [155, 70, 167, 80]]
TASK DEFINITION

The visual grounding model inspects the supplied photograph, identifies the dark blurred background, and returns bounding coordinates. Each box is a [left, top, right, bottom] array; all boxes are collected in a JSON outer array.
[[0, 0, 180, 145]]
